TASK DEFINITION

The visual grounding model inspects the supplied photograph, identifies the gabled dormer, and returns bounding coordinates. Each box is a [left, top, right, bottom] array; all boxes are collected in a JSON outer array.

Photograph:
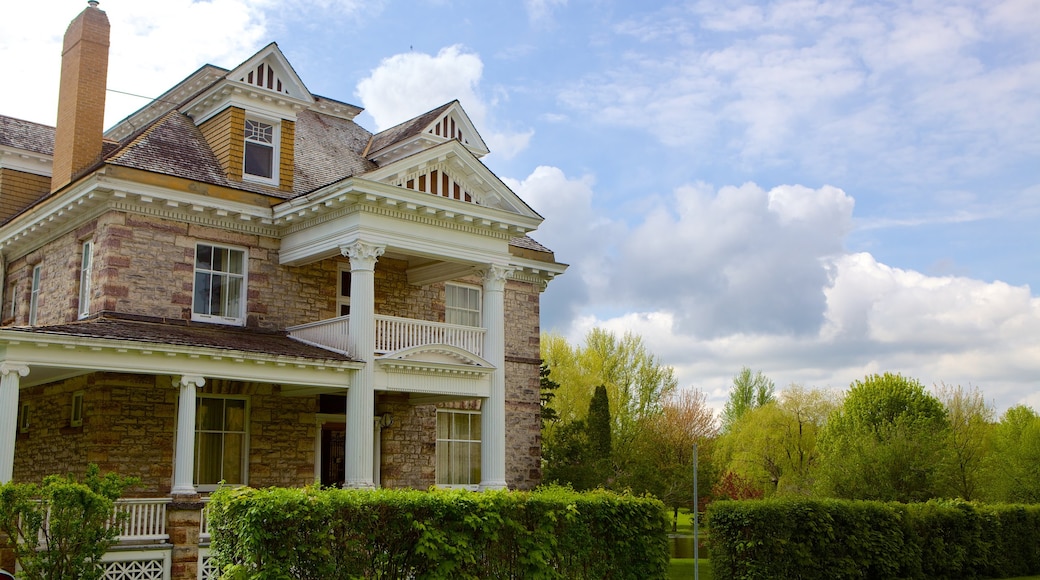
[[185, 43, 315, 193], [366, 101, 490, 166]]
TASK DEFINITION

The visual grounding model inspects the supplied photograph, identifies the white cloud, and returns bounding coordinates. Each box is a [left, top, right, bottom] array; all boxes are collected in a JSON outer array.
[[355, 45, 533, 159], [525, 0, 567, 25], [522, 165, 1040, 415]]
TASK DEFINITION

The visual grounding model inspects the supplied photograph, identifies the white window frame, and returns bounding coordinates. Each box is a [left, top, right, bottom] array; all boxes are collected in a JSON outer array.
[[192, 243, 247, 326], [337, 264, 351, 317], [70, 391, 85, 427], [194, 395, 250, 491], [28, 265, 41, 326], [79, 241, 93, 319], [445, 283, 482, 327], [435, 409, 481, 489], [242, 115, 280, 186], [19, 402, 30, 433]]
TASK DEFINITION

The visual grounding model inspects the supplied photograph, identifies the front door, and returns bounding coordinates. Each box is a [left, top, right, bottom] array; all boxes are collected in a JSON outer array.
[[318, 419, 382, 487], [320, 422, 345, 487]]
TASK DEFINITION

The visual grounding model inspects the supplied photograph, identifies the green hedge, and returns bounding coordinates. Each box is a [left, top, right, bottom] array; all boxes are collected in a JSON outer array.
[[208, 485, 669, 580], [707, 498, 1040, 579]]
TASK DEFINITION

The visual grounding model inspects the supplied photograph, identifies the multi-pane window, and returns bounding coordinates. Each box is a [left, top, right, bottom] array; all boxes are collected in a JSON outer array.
[[28, 265, 41, 326], [71, 391, 85, 427], [195, 396, 248, 488], [445, 283, 481, 327], [436, 410, 481, 487], [79, 241, 93, 319], [193, 244, 246, 325], [337, 265, 351, 316], [243, 118, 276, 182]]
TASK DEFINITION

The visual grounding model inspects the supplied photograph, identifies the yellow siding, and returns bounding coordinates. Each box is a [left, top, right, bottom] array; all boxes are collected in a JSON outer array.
[[0, 169, 51, 223], [279, 119, 294, 192]]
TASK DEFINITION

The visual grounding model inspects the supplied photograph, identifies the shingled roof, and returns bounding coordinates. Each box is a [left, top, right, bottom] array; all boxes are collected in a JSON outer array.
[[12, 314, 357, 362], [0, 116, 55, 156], [367, 101, 456, 156]]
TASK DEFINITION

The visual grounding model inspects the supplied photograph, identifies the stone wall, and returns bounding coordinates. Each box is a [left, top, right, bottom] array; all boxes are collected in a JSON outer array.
[[11, 373, 318, 492]]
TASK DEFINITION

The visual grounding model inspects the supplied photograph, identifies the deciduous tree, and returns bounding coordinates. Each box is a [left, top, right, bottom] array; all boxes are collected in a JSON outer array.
[[720, 367, 775, 433], [815, 372, 948, 502]]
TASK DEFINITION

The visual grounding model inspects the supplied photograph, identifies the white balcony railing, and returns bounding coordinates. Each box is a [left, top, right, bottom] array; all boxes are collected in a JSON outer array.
[[288, 315, 486, 358], [113, 498, 170, 543]]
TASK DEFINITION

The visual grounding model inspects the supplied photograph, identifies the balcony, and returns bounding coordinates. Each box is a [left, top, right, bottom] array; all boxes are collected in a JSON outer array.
[[287, 314, 486, 358]]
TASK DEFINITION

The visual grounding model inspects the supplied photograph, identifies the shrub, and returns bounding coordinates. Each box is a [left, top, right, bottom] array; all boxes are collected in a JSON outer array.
[[707, 498, 1040, 580], [209, 485, 669, 579], [0, 465, 137, 580]]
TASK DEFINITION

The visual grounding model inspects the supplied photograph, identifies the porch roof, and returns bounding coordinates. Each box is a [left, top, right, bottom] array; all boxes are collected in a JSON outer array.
[[12, 313, 358, 361]]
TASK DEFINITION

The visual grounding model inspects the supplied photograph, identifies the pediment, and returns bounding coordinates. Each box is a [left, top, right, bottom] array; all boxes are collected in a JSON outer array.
[[367, 101, 490, 165], [376, 344, 493, 377], [228, 43, 312, 102], [367, 140, 542, 219]]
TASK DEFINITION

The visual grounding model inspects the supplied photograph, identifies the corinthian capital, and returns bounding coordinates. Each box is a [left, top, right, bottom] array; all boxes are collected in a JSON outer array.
[[340, 241, 386, 271], [481, 264, 515, 292]]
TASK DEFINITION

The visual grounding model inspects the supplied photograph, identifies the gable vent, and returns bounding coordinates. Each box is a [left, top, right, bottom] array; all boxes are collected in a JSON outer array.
[[394, 163, 476, 204], [241, 62, 288, 94], [428, 114, 469, 145]]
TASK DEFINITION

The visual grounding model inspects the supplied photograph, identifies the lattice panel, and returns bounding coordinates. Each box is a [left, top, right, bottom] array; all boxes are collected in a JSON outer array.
[[103, 558, 165, 580], [198, 555, 218, 580]]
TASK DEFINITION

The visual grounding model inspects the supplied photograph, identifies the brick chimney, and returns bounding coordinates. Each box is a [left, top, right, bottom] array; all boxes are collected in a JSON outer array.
[[51, 0, 110, 192]]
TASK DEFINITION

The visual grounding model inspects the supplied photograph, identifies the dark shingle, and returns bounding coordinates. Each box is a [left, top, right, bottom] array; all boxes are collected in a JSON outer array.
[[15, 316, 357, 361], [0, 115, 55, 156], [367, 101, 456, 157]]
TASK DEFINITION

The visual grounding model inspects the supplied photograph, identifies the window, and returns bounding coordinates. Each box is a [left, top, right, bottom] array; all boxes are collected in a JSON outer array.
[[243, 118, 278, 183], [193, 244, 246, 325], [70, 391, 84, 427], [194, 396, 248, 488], [337, 265, 351, 316], [19, 403, 30, 433], [445, 283, 481, 327], [79, 241, 92, 319], [436, 410, 481, 487], [28, 265, 41, 326]]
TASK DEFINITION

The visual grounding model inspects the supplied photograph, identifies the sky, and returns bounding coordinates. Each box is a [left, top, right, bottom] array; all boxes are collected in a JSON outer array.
[[3, 0, 1039, 416]]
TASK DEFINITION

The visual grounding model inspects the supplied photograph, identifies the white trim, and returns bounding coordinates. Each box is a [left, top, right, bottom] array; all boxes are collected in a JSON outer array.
[[18, 402, 29, 433], [445, 282, 481, 327], [336, 263, 351, 316], [70, 390, 84, 427], [28, 265, 40, 326], [435, 409, 481, 489], [242, 114, 280, 187], [191, 242, 247, 326], [78, 240, 93, 319], [194, 394, 250, 491], [101, 548, 171, 580]]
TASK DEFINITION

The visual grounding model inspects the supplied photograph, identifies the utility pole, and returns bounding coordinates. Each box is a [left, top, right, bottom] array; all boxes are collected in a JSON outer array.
[[693, 442, 699, 580]]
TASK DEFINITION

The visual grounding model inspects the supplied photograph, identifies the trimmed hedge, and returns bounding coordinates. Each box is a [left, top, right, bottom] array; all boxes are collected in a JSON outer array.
[[208, 485, 669, 580], [707, 498, 1040, 580]]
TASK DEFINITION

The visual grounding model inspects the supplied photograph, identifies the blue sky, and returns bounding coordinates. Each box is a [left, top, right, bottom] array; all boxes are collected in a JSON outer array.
[[4, 0, 1039, 415]]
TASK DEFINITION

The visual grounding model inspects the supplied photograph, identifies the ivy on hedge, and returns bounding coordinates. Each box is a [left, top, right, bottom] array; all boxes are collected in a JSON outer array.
[[707, 498, 1040, 580], [208, 485, 669, 580]]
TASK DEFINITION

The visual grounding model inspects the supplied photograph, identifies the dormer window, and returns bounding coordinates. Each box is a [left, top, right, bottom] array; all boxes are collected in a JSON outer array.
[[243, 117, 279, 184]]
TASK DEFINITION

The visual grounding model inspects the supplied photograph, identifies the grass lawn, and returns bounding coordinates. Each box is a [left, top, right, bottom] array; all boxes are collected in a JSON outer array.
[[668, 559, 711, 579]]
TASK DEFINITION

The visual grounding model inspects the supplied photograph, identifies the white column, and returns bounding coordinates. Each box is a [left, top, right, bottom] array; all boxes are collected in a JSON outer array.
[[172, 375, 206, 496], [341, 241, 384, 489], [0, 363, 29, 483], [479, 264, 512, 490]]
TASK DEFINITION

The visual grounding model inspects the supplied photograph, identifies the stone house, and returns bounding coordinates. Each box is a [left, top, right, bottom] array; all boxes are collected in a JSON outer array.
[[0, 2, 565, 578]]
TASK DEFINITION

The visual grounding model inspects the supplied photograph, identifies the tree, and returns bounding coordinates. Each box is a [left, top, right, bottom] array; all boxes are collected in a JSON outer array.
[[815, 372, 948, 502], [587, 385, 612, 459], [539, 362, 561, 427], [720, 367, 775, 433], [716, 385, 836, 496], [988, 405, 1040, 503], [541, 329, 678, 489], [622, 389, 717, 530], [935, 383, 994, 501]]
